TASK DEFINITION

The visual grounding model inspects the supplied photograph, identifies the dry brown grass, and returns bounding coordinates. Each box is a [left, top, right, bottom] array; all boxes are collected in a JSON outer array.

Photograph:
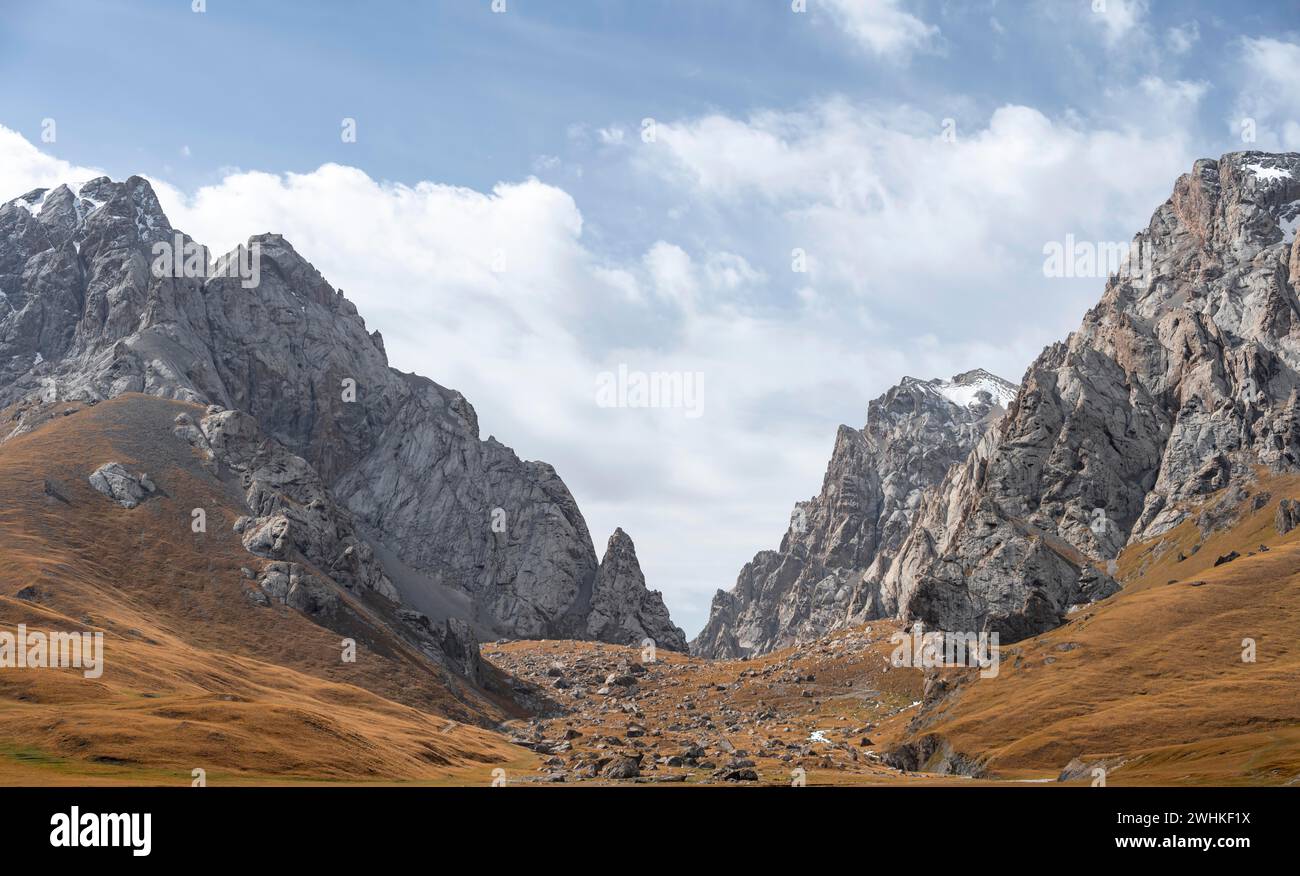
[[0, 395, 536, 785], [909, 472, 1300, 785], [5, 395, 1296, 786]]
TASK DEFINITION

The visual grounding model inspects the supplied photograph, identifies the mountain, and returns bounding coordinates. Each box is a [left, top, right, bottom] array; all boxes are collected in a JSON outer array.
[[0, 175, 684, 657], [886, 468, 1300, 782], [4, 153, 1298, 787], [0, 394, 531, 782], [700, 150, 1300, 656], [877, 151, 1300, 641], [693, 369, 1016, 658], [588, 528, 687, 651]]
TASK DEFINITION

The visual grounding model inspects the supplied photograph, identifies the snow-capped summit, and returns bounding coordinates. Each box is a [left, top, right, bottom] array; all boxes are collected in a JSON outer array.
[[929, 368, 1018, 409], [693, 367, 1018, 658]]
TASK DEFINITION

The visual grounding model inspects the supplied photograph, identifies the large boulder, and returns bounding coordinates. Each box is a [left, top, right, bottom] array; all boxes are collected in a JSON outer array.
[[88, 462, 155, 509]]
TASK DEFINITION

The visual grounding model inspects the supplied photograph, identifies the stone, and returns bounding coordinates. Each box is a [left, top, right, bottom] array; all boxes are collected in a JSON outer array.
[[693, 370, 1016, 657], [0, 175, 682, 652], [1277, 498, 1300, 535], [87, 462, 153, 509], [601, 756, 640, 779], [586, 529, 688, 651]]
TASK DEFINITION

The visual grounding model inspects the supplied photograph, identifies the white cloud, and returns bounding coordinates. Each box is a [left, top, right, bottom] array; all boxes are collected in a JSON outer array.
[[820, 0, 939, 61], [704, 251, 765, 293], [0, 125, 102, 202], [644, 241, 698, 309], [1234, 37, 1300, 150], [0, 78, 1208, 635], [639, 90, 1201, 341], [597, 126, 626, 146], [1089, 0, 1148, 48], [1165, 21, 1199, 55]]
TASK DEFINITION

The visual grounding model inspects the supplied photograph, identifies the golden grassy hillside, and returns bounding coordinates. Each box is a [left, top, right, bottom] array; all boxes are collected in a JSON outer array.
[[6, 395, 1296, 787], [0, 394, 536, 785], [906, 473, 1300, 785]]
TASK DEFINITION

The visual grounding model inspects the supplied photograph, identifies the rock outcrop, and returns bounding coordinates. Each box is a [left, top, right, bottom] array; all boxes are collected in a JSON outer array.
[[693, 370, 1016, 657], [586, 529, 688, 652], [700, 151, 1300, 654], [0, 175, 683, 654], [173, 405, 400, 602], [874, 152, 1300, 641], [1276, 498, 1300, 535], [88, 461, 156, 508]]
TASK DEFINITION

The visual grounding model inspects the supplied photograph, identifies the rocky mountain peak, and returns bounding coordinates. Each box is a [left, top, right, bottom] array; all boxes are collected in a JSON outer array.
[[0, 174, 686, 656], [699, 150, 1300, 657], [867, 369, 1015, 441], [939, 368, 1019, 405], [693, 368, 1017, 658], [873, 150, 1300, 642], [587, 528, 688, 652]]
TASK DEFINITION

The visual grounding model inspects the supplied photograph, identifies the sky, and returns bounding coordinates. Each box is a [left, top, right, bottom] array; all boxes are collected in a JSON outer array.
[[1, 0, 1298, 636]]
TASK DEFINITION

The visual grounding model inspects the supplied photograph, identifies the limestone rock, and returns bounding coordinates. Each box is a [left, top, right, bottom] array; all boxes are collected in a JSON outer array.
[[0, 176, 681, 652], [256, 561, 340, 617], [693, 370, 1016, 657], [1277, 498, 1300, 535], [879, 152, 1300, 641], [175, 409, 398, 601], [88, 462, 155, 509], [587, 528, 688, 652], [700, 151, 1300, 653]]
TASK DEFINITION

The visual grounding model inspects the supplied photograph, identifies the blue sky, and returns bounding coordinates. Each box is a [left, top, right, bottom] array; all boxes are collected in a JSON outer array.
[[2, 1, 1298, 636], [5, 1, 1293, 194]]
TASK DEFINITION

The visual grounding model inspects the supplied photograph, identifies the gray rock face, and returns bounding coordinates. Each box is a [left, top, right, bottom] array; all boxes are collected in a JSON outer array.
[[586, 528, 688, 652], [255, 561, 341, 617], [1, 175, 681, 653], [397, 609, 483, 684], [701, 150, 1300, 654], [877, 151, 1300, 641], [174, 407, 400, 602], [88, 462, 156, 508], [693, 370, 1016, 658], [1277, 498, 1300, 535]]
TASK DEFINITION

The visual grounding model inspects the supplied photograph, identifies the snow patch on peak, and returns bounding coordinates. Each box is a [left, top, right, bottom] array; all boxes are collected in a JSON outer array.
[[930, 369, 1017, 409], [1246, 163, 1293, 182], [6, 182, 103, 221], [8, 189, 50, 216]]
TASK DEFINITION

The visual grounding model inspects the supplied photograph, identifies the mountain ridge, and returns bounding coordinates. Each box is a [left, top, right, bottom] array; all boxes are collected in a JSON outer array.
[[697, 149, 1300, 656], [0, 174, 686, 655], [877, 149, 1300, 641], [693, 367, 1017, 657]]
